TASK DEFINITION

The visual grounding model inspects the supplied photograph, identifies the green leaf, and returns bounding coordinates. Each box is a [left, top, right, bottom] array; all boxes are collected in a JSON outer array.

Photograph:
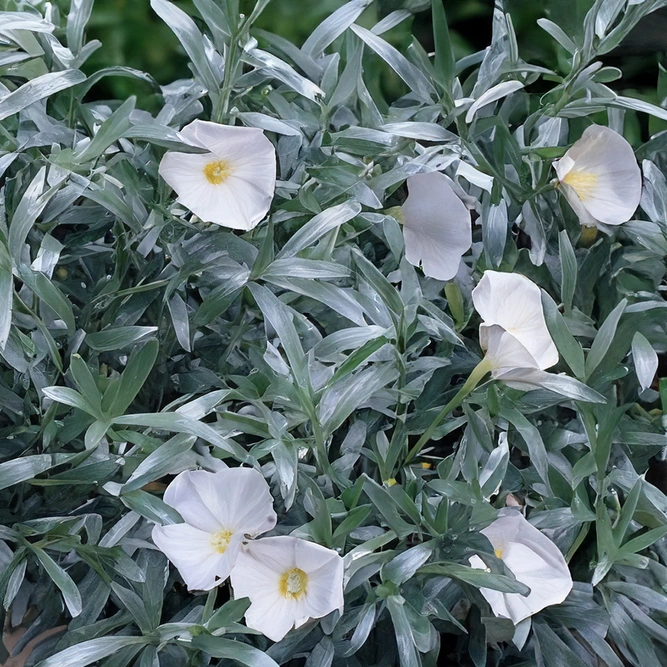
[[110, 340, 159, 417], [85, 327, 157, 352], [621, 525, 667, 556], [39, 637, 148, 667], [350, 25, 436, 103], [585, 299, 627, 378], [66, 0, 94, 54], [33, 547, 82, 617], [191, 636, 280, 667], [150, 0, 220, 96], [247, 283, 311, 391], [386, 595, 421, 667], [431, 0, 455, 86], [541, 291, 586, 379], [42, 386, 102, 419], [0, 455, 54, 491], [74, 97, 135, 163], [8, 168, 58, 261], [206, 598, 251, 631], [302, 0, 372, 58], [0, 241, 13, 351], [499, 400, 552, 494], [558, 230, 577, 315], [119, 489, 183, 525], [382, 542, 435, 586], [70, 354, 103, 415], [277, 202, 360, 258], [0, 70, 86, 121], [111, 412, 250, 462], [361, 475, 415, 539], [351, 248, 404, 317], [122, 434, 196, 493], [419, 561, 530, 594]]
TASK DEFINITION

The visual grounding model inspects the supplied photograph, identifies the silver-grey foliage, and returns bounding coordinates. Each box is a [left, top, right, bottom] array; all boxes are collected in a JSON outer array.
[[1, 0, 667, 665]]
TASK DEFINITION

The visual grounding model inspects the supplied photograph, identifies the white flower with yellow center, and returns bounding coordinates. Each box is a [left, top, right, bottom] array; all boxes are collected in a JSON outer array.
[[151, 468, 277, 591], [158, 119, 276, 231], [401, 171, 472, 281], [230, 535, 344, 642], [554, 124, 641, 227], [472, 271, 558, 381], [469, 510, 573, 624]]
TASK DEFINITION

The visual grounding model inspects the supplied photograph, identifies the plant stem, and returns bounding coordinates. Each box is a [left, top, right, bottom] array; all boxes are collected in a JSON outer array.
[[404, 359, 491, 465], [215, 37, 239, 124]]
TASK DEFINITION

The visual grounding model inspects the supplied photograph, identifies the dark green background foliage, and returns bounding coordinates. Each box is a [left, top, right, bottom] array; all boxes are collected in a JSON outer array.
[[2, 0, 667, 666]]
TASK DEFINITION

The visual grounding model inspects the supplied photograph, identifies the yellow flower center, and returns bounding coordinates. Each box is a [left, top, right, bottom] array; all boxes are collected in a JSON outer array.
[[562, 170, 598, 200], [203, 159, 233, 185], [210, 530, 234, 554], [494, 547, 503, 559], [279, 567, 308, 599]]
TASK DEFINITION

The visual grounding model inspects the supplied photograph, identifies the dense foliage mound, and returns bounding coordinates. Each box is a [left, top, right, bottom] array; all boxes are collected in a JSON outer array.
[[2, 1, 667, 665]]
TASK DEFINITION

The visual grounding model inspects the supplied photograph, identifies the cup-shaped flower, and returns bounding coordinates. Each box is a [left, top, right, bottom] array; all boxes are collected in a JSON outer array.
[[159, 120, 276, 231], [152, 468, 277, 591], [554, 124, 641, 226], [469, 511, 573, 623], [472, 271, 558, 378], [401, 171, 472, 281], [230, 535, 344, 642]]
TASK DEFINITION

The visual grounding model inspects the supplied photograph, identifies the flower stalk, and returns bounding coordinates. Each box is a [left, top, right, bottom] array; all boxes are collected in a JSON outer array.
[[405, 359, 491, 465]]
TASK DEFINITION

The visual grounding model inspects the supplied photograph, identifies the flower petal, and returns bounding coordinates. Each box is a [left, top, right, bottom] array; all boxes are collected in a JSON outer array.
[[160, 467, 276, 539], [481, 324, 541, 376], [294, 540, 344, 618], [187, 468, 277, 537], [244, 595, 297, 642], [472, 271, 558, 370], [201, 467, 277, 536], [159, 120, 276, 231], [151, 523, 236, 591], [230, 536, 344, 642], [162, 470, 223, 532], [401, 171, 472, 281], [555, 124, 641, 225], [500, 541, 571, 623], [471, 511, 573, 624]]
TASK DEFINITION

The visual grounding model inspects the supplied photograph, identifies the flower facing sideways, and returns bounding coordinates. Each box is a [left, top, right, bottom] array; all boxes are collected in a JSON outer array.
[[159, 120, 276, 230], [471, 270, 558, 381], [230, 535, 344, 642], [401, 171, 472, 281], [152, 468, 277, 591], [469, 510, 573, 624], [554, 124, 641, 227]]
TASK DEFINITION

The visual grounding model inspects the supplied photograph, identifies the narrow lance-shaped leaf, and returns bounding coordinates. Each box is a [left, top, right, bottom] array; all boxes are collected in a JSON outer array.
[[0, 241, 12, 351], [631, 332, 658, 392], [150, 0, 220, 95], [302, 0, 372, 58], [431, 0, 455, 86], [0, 70, 86, 122], [350, 24, 437, 104], [33, 548, 82, 617]]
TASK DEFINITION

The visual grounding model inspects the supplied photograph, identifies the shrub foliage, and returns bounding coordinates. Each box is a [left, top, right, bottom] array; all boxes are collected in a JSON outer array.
[[2, 0, 667, 665]]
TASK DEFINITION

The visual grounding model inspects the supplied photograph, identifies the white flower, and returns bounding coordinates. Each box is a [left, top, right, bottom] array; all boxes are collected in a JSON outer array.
[[554, 124, 641, 226], [469, 510, 573, 624], [159, 120, 276, 230], [230, 535, 344, 642], [472, 270, 558, 379], [401, 171, 472, 281], [152, 468, 277, 591]]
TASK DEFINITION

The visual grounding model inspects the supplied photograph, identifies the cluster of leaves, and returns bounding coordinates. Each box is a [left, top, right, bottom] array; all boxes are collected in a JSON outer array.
[[2, 0, 667, 665]]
